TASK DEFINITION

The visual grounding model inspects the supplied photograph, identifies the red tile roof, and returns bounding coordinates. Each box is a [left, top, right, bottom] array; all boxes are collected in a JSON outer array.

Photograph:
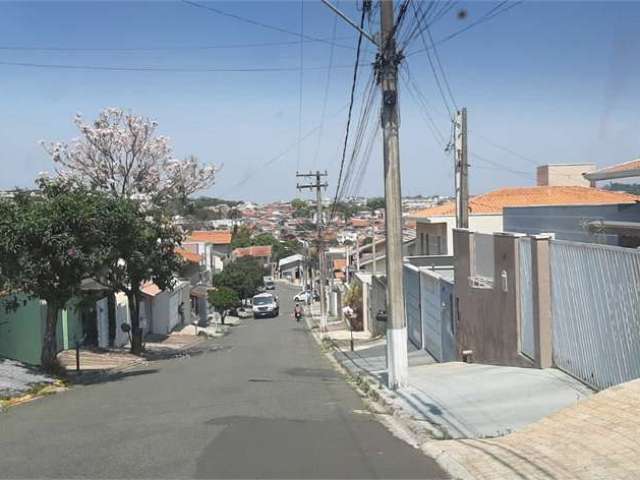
[[413, 186, 640, 217], [176, 248, 202, 264], [233, 245, 272, 258], [140, 282, 162, 297], [187, 230, 232, 244]]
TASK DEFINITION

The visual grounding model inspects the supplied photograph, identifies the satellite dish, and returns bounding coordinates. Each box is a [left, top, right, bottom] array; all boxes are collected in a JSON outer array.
[[120, 323, 131, 333]]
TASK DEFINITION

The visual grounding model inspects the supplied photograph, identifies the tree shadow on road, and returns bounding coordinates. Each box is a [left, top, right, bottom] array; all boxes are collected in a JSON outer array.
[[66, 368, 160, 386]]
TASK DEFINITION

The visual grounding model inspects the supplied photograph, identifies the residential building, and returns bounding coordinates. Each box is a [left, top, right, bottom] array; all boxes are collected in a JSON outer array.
[[411, 180, 639, 256], [182, 230, 232, 281], [140, 280, 192, 336], [231, 245, 273, 273], [504, 202, 640, 247], [278, 253, 305, 284]]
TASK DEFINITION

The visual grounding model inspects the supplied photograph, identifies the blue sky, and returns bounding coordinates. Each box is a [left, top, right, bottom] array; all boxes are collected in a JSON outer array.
[[0, 1, 638, 202]]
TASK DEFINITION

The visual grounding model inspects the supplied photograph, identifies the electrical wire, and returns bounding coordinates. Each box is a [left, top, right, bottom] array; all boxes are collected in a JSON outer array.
[[0, 60, 367, 73], [297, 0, 304, 171], [410, 1, 455, 117], [312, 1, 340, 167], [0, 38, 355, 52], [330, 5, 368, 221], [181, 0, 356, 50], [406, 1, 524, 57]]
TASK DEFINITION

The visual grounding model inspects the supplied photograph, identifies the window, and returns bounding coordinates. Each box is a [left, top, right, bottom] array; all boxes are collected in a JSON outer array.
[[425, 234, 430, 255]]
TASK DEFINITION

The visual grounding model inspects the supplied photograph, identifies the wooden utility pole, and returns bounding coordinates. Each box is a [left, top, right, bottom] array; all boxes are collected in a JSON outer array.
[[379, 0, 408, 389], [455, 108, 469, 229], [297, 171, 328, 331]]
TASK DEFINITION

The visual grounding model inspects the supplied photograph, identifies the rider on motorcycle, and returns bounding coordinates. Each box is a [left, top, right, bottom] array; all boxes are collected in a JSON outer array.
[[294, 303, 304, 322]]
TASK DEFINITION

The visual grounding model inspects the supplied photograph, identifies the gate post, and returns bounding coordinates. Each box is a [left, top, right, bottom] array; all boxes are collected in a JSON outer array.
[[532, 235, 553, 368]]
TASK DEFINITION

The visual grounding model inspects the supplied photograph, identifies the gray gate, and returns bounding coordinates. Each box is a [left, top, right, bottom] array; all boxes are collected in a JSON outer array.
[[518, 238, 535, 359], [550, 240, 640, 390], [403, 265, 422, 349]]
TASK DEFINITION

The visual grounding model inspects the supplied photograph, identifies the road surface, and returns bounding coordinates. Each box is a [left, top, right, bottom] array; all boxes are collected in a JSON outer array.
[[0, 283, 447, 479]]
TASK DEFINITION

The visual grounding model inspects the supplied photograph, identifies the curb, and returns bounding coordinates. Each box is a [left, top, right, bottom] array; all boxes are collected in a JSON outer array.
[[304, 312, 475, 480]]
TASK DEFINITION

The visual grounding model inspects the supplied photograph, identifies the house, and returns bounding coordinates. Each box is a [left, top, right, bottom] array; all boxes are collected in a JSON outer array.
[[278, 253, 305, 285], [0, 287, 132, 365], [504, 202, 640, 247], [333, 258, 347, 281], [231, 245, 273, 269], [140, 280, 192, 335], [182, 230, 232, 281], [411, 164, 639, 256], [358, 229, 416, 276]]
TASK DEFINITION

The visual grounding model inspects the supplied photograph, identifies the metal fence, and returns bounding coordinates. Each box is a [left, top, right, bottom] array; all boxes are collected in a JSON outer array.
[[419, 269, 456, 362], [518, 238, 535, 360], [550, 240, 640, 390], [403, 264, 422, 349]]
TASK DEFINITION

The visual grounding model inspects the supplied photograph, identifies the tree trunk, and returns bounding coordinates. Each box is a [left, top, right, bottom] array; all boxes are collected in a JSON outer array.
[[127, 292, 144, 355], [41, 304, 60, 373]]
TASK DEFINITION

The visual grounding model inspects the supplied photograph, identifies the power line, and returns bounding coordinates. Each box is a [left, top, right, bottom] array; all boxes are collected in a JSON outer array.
[[181, 0, 356, 50], [331, 4, 368, 221], [0, 38, 355, 52], [0, 60, 366, 73], [313, 1, 340, 167], [297, 0, 305, 171], [406, 1, 524, 57], [410, 1, 456, 117]]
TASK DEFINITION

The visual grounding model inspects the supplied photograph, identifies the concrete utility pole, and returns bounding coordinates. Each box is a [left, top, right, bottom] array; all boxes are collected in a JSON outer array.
[[297, 171, 328, 332], [379, 0, 408, 389], [320, 0, 408, 389], [454, 108, 469, 229]]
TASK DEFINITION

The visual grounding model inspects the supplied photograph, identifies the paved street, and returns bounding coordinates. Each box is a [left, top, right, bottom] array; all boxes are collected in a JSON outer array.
[[0, 283, 447, 479]]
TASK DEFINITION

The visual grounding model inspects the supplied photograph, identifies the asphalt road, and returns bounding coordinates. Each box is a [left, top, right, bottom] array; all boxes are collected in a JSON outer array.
[[0, 283, 447, 479]]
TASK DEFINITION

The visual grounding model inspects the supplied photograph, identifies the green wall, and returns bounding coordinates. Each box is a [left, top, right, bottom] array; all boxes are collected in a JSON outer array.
[[0, 294, 85, 366], [0, 294, 45, 365]]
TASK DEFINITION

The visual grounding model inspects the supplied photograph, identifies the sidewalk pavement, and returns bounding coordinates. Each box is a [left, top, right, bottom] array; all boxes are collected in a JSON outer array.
[[58, 323, 214, 373], [0, 359, 56, 399], [306, 305, 640, 479], [427, 379, 640, 480]]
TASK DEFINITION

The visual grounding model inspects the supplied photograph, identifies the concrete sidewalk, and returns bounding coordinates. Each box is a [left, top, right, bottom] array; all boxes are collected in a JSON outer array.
[[306, 305, 640, 479], [428, 379, 640, 479]]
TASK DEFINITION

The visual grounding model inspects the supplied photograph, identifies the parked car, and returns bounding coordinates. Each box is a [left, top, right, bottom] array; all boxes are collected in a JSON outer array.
[[294, 290, 311, 303], [252, 293, 279, 318]]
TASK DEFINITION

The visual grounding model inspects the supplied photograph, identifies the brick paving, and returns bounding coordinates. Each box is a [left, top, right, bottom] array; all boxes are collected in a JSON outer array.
[[425, 379, 640, 480]]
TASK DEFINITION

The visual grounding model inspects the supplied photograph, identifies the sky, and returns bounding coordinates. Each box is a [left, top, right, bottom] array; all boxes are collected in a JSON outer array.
[[0, 1, 639, 203]]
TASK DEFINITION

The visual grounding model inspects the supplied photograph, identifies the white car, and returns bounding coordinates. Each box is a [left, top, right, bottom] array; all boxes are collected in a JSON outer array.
[[294, 291, 311, 303], [252, 293, 279, 318]]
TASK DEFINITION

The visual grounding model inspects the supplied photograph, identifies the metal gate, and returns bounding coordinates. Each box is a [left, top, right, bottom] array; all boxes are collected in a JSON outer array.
[[550, 240, 640, 390], [403, 265, 422, 349], [518, 238, 535, 359]]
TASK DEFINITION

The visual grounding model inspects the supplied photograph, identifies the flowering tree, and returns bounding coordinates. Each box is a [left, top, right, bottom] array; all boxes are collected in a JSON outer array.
[[41, 108, 217, 205]]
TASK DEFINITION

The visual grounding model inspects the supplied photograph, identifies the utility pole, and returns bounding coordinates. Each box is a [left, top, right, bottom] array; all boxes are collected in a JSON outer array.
[[297, 171, 328, 332], [378, 0, 408, 389], [454, 108, 469, 229], [320, 0, 408, 389]]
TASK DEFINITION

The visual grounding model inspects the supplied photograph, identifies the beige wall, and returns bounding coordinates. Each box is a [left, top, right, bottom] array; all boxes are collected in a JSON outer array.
[[453, 229, 534, 368], [417, 215, 503, 255], [536, 164, 596, 187]]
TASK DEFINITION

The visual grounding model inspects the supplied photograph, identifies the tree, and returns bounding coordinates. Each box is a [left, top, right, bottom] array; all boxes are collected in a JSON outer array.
[[366, 197, 385, 213], [0, 178, 112, 371], [97, 200, 183, 354], [212, 258, 265, 301], [208, 286, 240, 324], [291, 198, 307, 210], [41, 108, 217, 206], [230, 225, 253, 249]]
